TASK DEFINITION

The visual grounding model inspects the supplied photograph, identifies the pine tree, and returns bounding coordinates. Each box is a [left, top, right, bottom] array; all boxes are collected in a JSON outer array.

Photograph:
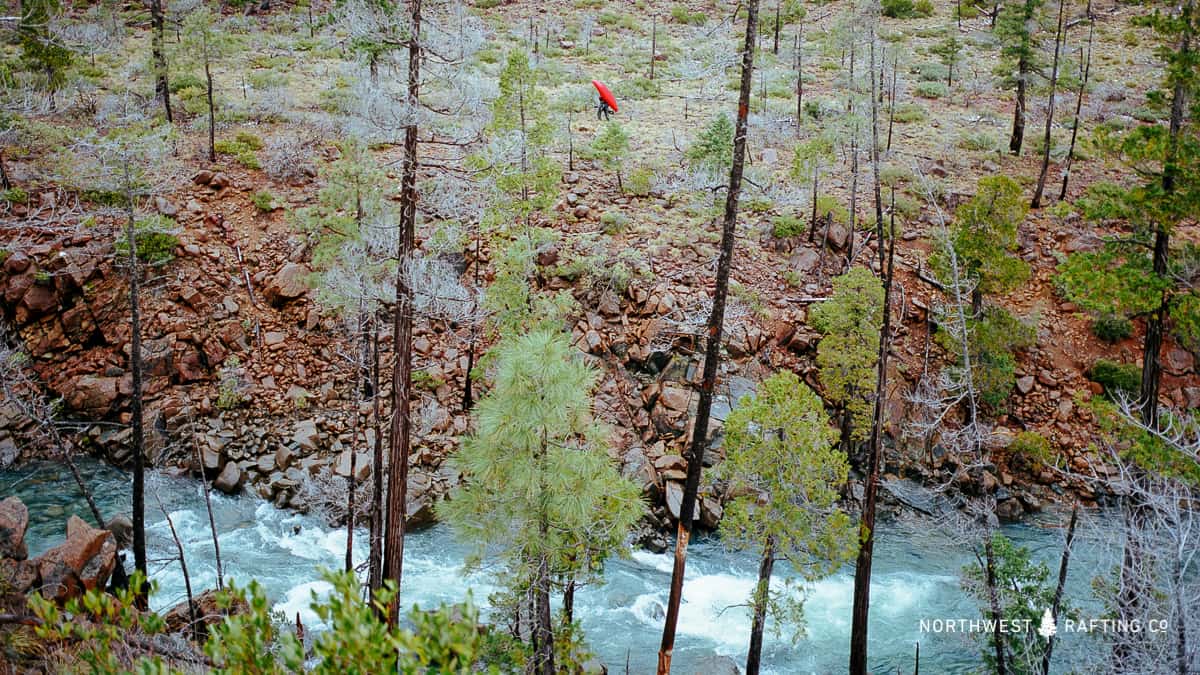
[[686, 112, 735, 175], [995, 0, 1046, 154], [591, 121, 630, 192], [179, 6, 236, 162], [440, 329, 641, 675], [18, 0, 73, 108], [935, 175, 1030, 314], [720, 371, 857, 675], [810, 267, 883, 453]]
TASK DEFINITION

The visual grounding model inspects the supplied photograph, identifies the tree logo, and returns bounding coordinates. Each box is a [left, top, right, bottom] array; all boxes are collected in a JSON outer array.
[[1038, 608, 1057, 639]]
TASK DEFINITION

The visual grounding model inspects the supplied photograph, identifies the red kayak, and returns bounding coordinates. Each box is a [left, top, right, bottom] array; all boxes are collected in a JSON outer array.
[[592, 80, 619, 112]]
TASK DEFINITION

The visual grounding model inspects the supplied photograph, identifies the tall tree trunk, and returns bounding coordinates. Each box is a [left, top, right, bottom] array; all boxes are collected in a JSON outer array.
[[205, 57, 215, 162], [773, 1, 780, 54], [657, 2, 759, 672], [849, 37, 896, 673], [795, 29, 804, 132], [985, 537, 1009, 675], [124, 199, 148, 605], [533, 531, 554, 674], [563, 573, 576, 626], [150, 0, 172, 123], [383, 0, 422, 627], [1041, 504, 1077, 675], [650, 15, 657, 79], [1031, 0, 1066, 208], [1060, 24, 1094, 200], [745, 535, 776, 675], [1009, 58, 1027, 154], [369, 313, 384, 595], [0, 148, 11, 191]]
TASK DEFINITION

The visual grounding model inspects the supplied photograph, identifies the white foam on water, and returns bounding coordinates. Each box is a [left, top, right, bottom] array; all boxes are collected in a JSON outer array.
[[274, 580, 336, 627]]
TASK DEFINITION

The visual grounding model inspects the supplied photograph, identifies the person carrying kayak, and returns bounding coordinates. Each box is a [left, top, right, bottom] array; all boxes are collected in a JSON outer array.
[[592, 79, 618, 121]]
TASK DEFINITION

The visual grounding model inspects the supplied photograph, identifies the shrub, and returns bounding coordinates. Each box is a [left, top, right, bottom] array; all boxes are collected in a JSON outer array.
[[882, 0, 933, 18], [914, 81, 949, 99], [1092, 314, 1133, 343], [168, 73, 204, 93], [745, 195, 773, 213], [773, 214, 806, 238], [1, 187, 29, 204], [625, 166, 655, 197], [600, 210, 629, 234], [914, 62, 949, 82], [959, 130, 999, 152], [1007, 431, 1054, 470], [214, 137, 261, 169], [251, 190, 275, 212], [1087, 358, 1141, 398], [814, 194, 850, 224], [670, 4, 707, 25], [614, 76, 660, 100], [891, 102, 928, 123], [113, 215, 179, 265]]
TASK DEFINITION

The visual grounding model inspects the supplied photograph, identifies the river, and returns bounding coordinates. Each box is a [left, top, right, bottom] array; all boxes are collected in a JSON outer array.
[[1, 460, 1119, 674]]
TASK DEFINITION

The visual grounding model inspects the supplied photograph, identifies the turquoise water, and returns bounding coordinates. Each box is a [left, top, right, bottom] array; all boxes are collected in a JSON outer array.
[[1, 460, 1118, 674]]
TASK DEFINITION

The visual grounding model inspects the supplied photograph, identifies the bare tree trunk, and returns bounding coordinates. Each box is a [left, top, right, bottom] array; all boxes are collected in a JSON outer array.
[[773, 1, 780, 54], [887, 56, 897, 152], [1041, 504, 1077, 675], [650, 15, 657, 80], [124, 196, 148, 605], [383, 0, 422, 627], [345, 447, 356, 574], [562, 573, 576, 626], [658, 2, 759, 672], [985, 537, 1009, 675], [533, 538, 554, 674], [1009, 58, 1028, 154], [150, 0, 172, 123], [204, 56, 215, 163], [162, 506, 199, 642], [1059, 22, 1093, 201], [795, 30, 804, 132], [745, 535, 776, 675], [849, 37, 897, 671], [369, 313, 384, 595], [1031, 0, 1066, 208], [193, 443, 223, 591]]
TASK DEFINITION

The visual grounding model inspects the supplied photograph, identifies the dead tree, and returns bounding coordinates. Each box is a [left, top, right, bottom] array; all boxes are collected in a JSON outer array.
[[658, 1, 759, 672]]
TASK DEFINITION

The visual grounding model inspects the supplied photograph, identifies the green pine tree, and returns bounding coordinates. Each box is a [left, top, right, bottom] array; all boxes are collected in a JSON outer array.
[[719, 370, 857, 675], [440, 328, 641, 675]]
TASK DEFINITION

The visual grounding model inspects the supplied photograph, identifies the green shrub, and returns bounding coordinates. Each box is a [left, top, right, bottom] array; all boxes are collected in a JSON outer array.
[[614, 76, 660, 100], [958, 130, 999, 152], [670, 4, 707, 25], [1007, 431, 1055, 469], [914, 81, 949, 99], [891, 102, 928, 123], [113, 215, 179, 265], [169, 73, 204, 93], [600, 210, 629, 234], [1092, 314, 1133, 343], [814, 194, 850, 224], [1087, 359, 1141, 398], [626, 166, 655, 197], [882, 0, 933, 18], [251, 190, 275, 212], [1, 187, 29, 204], [745, 195, 773, 213], [214, 136, 262, 169], [914, 62, 949, 82], [773, 214, 806, 238]]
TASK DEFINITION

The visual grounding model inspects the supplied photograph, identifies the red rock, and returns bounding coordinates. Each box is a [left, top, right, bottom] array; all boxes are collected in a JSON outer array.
[[66, 375, 120, 411], [263, 263, 310, 306], [0, 496, 29, 560], [38, 515, 116, 600], [20, 283, 58, 315]]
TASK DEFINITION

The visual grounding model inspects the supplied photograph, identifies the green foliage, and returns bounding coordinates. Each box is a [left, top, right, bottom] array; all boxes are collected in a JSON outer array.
[[995, 0, 1045, 93], [931, 35, 963, 84], [882, 0, 934, 18], [772, 213, 806, 238], [891, 102, 928, 123], [914, 81, 949, 99], [217, 356, 247, 409], [720, 371, 857, 640], [1, 188, 29, 204], [252, 190, 276, 212], [670, 4, 708, 25], [811, 268, 884, 441], [625, 166, 655, 197], [613, 76, 661, 101], [114, 215, 179, 265], [964, 306, 1035, 408], [687, 113, 734, 175], [169, 73, 205, 93], [962, 534, 1061, 674], [1087, 358, 1141, 399], [592, 121, 629, 185], [1006, 430, 1055, 470], [214, 138, 262, 169], [600, 210, 629, 234], [441, 329, 641, 650], [1092, 313, 1133, 343], [1056, 244, 1169, 319], [936, 176, 1030, 297], [814, 194, 850, 225], [18, 0, 73, 94], [30, 573, 169, 674]]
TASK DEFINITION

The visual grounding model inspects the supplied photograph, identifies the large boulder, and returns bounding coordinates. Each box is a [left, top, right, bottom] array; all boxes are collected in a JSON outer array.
[[213, 462, 245, 495], [65, 375, 120, 412], [0, 496, 29, 560], [263, 263, 310, 306], [37, 516, 117, 601]]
